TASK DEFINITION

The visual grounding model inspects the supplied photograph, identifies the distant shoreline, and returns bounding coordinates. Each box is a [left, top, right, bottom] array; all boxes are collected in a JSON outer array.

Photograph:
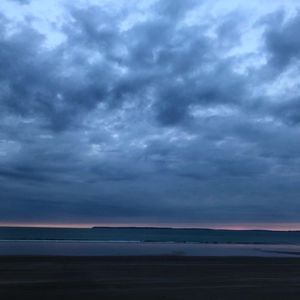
[[2, 227, 300, 245], [1, 225, 300, 233]]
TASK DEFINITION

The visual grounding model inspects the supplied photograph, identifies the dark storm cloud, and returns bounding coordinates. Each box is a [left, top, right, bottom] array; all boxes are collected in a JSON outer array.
[[260, 10, 300, 126], [270, 96, 300, 125], [264, 10, 300, 72], [1, 1, 300, 226], [0, 12, 115, 132], [0, 1, 244, 131]]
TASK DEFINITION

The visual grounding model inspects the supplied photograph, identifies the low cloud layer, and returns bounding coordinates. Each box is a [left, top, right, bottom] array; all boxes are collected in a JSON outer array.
[[0, 0, 300, 227]]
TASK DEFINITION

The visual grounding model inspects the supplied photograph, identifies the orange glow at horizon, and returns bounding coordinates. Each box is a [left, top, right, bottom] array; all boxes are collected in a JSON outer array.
[[1, 222, 300, 231]]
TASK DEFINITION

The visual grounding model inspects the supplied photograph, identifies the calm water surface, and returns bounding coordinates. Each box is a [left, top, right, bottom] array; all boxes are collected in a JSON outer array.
[[1, 240, 300, 257]]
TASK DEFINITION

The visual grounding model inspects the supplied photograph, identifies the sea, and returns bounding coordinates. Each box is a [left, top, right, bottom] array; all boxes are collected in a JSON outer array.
[[1, 227, 300, 257]]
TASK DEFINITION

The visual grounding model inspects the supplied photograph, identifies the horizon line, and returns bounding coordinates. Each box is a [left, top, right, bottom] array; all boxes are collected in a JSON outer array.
[[1, 223, 300, 232]]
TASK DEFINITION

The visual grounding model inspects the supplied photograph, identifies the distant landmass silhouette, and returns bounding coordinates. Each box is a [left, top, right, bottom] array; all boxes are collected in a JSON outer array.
[[1, 226, 300, 244]]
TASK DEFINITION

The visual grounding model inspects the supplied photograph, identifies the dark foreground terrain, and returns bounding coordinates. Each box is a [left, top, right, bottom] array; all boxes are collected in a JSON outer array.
[[1, 256, 300, 299]]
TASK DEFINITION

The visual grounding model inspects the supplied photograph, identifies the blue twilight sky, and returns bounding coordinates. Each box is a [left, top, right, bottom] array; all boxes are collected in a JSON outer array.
[[0, 0, 300, 228]]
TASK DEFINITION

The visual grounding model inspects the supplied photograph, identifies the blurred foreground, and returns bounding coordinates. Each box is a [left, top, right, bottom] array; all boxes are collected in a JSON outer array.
[[1, 256, 300, 299]]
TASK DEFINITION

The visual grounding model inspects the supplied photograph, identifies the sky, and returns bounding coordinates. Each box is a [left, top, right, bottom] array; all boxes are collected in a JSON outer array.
[[0, 0, 300, 229]]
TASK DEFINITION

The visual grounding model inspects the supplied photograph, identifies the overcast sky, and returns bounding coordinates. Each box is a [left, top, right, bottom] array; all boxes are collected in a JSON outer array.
[[0, 0, 300, 228]]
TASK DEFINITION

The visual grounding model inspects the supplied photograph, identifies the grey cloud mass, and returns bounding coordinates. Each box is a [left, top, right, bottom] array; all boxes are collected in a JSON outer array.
[[9, 0, 30, 5], [0, 0, 300, 227]]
